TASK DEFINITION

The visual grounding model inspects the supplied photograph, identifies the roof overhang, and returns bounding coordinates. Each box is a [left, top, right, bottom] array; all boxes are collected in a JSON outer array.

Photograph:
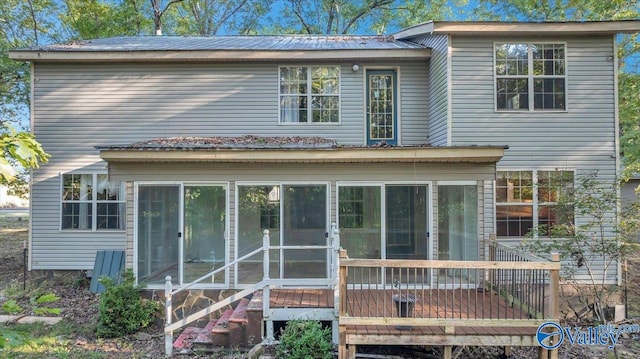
[[9, 48, 431, 63], [98, 146, 506, 164], [394, 20, 640, 39]]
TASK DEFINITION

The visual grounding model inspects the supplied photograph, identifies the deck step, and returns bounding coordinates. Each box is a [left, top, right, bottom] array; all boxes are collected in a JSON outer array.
[[246, 291, 264, 346], [173, 326, 201, 351], [228, 298, 251, 348], [206, 308, 234, 348]]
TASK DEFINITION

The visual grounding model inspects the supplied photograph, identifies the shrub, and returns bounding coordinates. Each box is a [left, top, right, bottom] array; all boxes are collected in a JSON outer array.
[[96, 270, 158, 338], [276, 320, 332, 359]]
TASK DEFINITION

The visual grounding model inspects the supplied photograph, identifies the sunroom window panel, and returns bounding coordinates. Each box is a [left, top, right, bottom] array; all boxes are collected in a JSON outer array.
[[338, 186, 381, 259], [237, 185, 280, 284]]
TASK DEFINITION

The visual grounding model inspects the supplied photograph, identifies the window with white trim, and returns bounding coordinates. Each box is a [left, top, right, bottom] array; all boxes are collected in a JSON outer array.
[[61, 173, 125, 230], [495, 43, 566, 111], [495, 170, 573, 237], [279, 66, 340, 123]]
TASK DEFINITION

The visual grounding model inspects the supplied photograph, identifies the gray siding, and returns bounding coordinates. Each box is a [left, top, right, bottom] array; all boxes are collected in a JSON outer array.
[[399, 63, 430, 145], [413, 34, 449, 146], [449, 35, 618, 282], [30, 61, 428, 270], [449, 35, 617, 176]]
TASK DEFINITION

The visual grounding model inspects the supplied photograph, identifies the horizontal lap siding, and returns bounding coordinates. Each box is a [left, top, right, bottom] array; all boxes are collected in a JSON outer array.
[[108, 162, 496, 182], [400, 63, 429, 145], [413, 34, 449, 146], [450, 35, 618, 283], [30, 61, 428, 270], [449, 35, 616, 173]]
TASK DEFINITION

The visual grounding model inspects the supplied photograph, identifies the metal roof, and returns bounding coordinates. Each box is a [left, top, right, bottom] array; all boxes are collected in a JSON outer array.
[[17, 35, 424, 52]]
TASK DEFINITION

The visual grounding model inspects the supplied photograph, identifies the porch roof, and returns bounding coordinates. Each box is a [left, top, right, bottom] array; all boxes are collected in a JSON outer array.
[[96, 136, 506, 164]]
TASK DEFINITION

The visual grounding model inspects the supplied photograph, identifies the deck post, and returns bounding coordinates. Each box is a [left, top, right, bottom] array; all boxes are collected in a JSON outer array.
[[443, 345, 452, 359], [548, 252, 561, 359], [262, 229, 274, 342], [338, 249, 349, 358], [331, 223, 341, 344], [164, 275, 173, 357]]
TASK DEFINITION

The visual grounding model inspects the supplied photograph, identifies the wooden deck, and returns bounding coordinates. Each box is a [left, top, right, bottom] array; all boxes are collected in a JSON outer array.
[[268, 288, 537, 337], [270, 288, 533, 319]]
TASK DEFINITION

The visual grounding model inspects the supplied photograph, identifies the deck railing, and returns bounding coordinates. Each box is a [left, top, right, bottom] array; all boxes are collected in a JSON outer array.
[[163, 224, 341, 356], [338, 247, 561, 329]]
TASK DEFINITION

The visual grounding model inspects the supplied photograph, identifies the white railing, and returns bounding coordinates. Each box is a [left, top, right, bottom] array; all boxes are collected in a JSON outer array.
[[164, 224, 341, 356]]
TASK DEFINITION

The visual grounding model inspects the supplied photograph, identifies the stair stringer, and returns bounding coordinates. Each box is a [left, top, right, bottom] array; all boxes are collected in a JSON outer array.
[[165, 281, 265, 334]]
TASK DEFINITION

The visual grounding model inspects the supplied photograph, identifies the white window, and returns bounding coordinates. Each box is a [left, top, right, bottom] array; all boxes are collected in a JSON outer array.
[[61, 173, 125, 230], [279, 66, 340, 123], [495, 170, 573, 237], [495, 43, 566, 111]]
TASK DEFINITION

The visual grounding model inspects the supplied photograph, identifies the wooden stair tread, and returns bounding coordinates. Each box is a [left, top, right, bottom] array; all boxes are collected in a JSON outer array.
[[210, 308, 234, 334], [173, 326, 200, 349], [246, 291, 263, 312], [229, 298, 250, 324], [192, 317, 219, 345]]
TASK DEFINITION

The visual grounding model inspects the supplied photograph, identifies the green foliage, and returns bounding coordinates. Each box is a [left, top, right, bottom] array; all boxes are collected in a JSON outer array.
[[0, 327, 25, 350], [1, 123, 50, 184], [61, 0, 150, 39], [96, 269, 158, 338], [173, 0, 273, 35], [620, 72, 640, 169], [276, 320, 333, 359], [30, 292, 61, 316], [268, 0, 395, 35], [521, 171, 640, 323], [2, 299, 23, 315]]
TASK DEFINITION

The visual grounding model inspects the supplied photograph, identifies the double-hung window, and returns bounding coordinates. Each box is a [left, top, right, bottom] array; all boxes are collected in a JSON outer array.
[[61, 173, 125, 230], [279, 66, 340, 123], [495, 170, 573, 238], [495, 43, 566, 111]]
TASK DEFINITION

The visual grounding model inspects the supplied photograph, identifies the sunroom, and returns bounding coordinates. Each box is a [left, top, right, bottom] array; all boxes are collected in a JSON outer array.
[[98, 137, 505, 289]]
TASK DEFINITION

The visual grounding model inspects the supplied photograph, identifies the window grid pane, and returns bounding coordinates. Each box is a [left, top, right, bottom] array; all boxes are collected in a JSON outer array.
[[496, 43, 566, 111], [280, 66, 339, 123], [62, 173, 125, 231]]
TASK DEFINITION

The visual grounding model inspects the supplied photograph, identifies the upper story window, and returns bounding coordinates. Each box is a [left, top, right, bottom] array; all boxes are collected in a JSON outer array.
[[61, 173, 125, 230], [495, 170, 573, 238], [495, 43, 566, 111], [279, 66, 340, 123]]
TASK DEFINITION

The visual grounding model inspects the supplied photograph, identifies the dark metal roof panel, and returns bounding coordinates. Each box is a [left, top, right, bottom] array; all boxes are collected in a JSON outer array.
[[17, 35, 425, 52]]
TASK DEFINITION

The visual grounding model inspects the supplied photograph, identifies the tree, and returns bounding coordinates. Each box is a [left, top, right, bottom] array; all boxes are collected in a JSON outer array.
[[173, 0, 273, 35], [270, 0, 395, 35], [1, 124, 49, 190], [619, 73, 640, 174], [1, 0, 56, 195], [150, 0, 184, 35], [522, 172, 640, 323], [61, 0, 150, 39]]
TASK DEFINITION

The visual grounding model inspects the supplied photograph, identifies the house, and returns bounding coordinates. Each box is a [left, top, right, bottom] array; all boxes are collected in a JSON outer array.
[[10, 20, 640, 358]]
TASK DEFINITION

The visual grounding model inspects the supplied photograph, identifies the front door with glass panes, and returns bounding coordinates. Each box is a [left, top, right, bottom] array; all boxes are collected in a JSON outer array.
[[367, 70, 397, 145], [236, 184, 330, 285], [136, 184, 227, 286]]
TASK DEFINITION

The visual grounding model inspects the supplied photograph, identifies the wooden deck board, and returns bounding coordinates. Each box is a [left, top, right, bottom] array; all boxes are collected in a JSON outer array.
[[268, 288, 539, 345]]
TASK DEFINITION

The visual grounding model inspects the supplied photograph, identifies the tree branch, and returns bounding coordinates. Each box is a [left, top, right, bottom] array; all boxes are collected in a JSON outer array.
[[340, 0, 393, 34]]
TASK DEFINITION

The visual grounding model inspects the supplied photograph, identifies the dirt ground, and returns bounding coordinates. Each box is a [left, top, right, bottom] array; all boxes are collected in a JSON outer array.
[[2, 213, 640, 358]]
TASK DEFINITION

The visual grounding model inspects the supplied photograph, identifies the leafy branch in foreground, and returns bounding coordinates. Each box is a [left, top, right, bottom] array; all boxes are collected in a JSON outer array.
[[521, 171, 640, 323], [0, 123, 49, 183]]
